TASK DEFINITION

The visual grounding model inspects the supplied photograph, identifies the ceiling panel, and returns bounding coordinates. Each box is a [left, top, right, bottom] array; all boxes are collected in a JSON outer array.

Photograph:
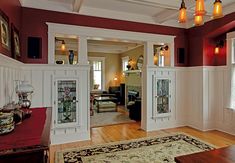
[[22, 0, 235, 28], [83, 0, 164, 16]]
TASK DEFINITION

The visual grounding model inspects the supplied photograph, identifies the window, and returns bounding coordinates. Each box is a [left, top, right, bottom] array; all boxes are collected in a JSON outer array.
[[122, 56, 129, 72], [89, 57, 105, 91], [230, 39, 235, 109]]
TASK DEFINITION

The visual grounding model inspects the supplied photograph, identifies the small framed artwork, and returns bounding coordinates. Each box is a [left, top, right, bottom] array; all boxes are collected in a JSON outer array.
[[0, 10, 10, 50], [11, 24, 20, 58]]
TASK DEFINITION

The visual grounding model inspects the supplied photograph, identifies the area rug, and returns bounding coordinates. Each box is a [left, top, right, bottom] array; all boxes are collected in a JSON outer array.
[[90, 111, 135, 128], [56, 133, 215, 163]]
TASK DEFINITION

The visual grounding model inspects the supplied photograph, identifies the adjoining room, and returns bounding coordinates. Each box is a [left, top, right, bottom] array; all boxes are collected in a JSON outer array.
[[0, 0, 235, 163]]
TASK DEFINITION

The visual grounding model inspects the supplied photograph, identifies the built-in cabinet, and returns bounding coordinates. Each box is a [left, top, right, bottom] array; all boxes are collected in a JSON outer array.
[[51, 75, 87, 145], [55, 78, 79, 127]]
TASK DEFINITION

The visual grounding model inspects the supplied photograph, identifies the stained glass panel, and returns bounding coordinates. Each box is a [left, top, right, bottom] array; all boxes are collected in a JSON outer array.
[[156, 79, 170, 114], [57, 80, 77, 124]]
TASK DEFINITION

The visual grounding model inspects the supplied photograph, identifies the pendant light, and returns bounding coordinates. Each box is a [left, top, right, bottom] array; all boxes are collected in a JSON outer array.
[[213, 0, 223, 19], [61, 40, 66, 51], [194, 15, 204, 26], [178, 0, 187, 23], [195, 0, 206, 16]]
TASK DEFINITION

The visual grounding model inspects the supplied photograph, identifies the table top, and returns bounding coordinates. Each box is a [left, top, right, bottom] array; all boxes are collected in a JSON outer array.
[[175, 145, 235, 163], [0, 107, 51, 154], [94, 96, 117, 101]]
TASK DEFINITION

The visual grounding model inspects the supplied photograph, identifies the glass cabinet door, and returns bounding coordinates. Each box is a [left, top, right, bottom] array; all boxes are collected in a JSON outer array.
[[156, 79, 170, 116], [57, 80, 77, 125]]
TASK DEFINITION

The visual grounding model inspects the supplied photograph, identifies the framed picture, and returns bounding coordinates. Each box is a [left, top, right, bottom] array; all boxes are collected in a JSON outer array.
[[0, 10, 10, 50], [11, 24, 20, 58]]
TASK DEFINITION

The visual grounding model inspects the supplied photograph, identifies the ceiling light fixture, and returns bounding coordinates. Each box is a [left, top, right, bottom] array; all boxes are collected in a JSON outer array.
[[194, 15, 204, 26], [195, 0, 206, 16], [179, 0, 187, 23], [178, 0, 223, 26], [213, 0, 223, 19]]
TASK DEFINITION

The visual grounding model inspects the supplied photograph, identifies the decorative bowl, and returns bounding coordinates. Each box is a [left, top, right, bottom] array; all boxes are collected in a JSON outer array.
[[0, 122, 14, 135], [0, 112, 14, 126]]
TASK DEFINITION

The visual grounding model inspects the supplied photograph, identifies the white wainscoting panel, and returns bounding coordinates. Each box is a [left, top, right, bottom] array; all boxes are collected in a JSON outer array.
[[143, 67, 188, 131], [1, 52, 234, 142], [21, 64, 91, 144], [0, 53, 23, 108]]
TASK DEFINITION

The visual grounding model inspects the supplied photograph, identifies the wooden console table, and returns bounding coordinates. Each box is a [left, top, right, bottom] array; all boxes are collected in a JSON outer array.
[[175, 145, 235, 163], [0, 107, 51, 163]]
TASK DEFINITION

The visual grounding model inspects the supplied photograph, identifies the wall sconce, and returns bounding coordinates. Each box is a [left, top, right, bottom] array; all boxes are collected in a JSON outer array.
[[55, 38, 66, 51], [159, 45, 169, 56], [215, 40, 224, 55]]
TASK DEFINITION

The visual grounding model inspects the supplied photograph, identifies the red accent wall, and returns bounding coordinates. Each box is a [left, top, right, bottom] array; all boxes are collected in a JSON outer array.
[[0, 0, 21, 59], [187, 12, 235, 66], [21, 8, 188, 65]]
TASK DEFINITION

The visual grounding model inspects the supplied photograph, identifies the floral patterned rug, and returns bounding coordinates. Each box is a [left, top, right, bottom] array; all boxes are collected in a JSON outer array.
[[56, 133, 215, 163]]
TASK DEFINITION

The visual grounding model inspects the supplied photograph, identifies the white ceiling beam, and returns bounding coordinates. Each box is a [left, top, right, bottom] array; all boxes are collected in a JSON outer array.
[[153, 9, 178, 24], [73, 0, 84, 13]]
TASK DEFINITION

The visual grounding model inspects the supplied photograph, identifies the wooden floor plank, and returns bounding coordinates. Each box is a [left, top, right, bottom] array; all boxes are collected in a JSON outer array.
[[50, 123, 235, 163]]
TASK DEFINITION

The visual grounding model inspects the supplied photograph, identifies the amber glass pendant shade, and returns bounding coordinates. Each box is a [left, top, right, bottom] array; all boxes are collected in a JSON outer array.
[[194, 15, 204, 26], [195, 0, 206, 16], [213, 0, 223, 19], [178, 0, 187, 23]]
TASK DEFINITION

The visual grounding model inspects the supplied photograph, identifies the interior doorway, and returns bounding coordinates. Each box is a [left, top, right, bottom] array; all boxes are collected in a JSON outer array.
[[87, 38, 143, 128]]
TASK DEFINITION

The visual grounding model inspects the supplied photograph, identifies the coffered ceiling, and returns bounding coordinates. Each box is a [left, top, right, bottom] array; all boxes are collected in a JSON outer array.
[[20, 0, 235, 28]]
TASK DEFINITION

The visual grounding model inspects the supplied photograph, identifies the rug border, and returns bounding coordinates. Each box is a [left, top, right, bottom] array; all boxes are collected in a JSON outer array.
[[55, 132, 217, 163]]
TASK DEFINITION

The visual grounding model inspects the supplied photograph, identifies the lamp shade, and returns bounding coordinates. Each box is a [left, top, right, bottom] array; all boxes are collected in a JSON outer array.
[[16, 81, 34, 94], [213, 0, 223, 19], [194, 15, 204, 26], [178, 0, 187, 23], [195, 0, 206, 16]]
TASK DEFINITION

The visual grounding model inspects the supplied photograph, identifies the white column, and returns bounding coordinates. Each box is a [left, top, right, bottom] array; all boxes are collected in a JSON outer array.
[[78, 36, 88, 65], [141, 41, 154, 130], [169, 41, 175, 67], [48, 26, 55, 64], [144, 42, 154, 66]]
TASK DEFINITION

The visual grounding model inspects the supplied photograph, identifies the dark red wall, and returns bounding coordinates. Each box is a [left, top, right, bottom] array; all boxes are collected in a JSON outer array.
[[21, 8, 188, 65], [187, 12, 235, 66], [0, 0, 21, 59]]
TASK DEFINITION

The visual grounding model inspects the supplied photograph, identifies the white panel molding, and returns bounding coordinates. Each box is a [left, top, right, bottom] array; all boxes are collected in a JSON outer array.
[[1, 51, 235, 140], [0, 53, 23, 108]]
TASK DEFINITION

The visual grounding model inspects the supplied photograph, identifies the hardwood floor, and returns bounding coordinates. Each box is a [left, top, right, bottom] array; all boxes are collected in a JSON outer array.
[[50, 123, 235, 163]]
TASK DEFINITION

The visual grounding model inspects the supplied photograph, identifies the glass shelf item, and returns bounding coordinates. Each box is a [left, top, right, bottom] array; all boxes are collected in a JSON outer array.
[[56, 80, 77, 124]]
